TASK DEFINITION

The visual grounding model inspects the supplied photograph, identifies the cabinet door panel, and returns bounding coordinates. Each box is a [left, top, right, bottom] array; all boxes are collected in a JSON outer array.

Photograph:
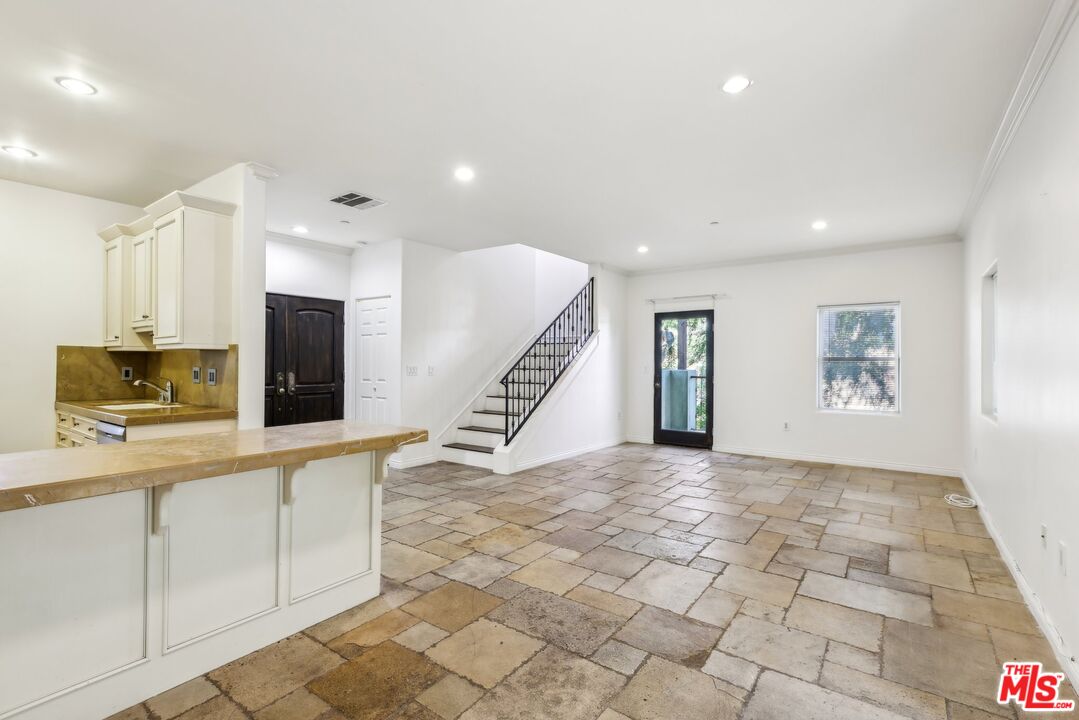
[[104, 240, 123, 345], [154, 215, 182, 344], [132, 233, 153, 329]]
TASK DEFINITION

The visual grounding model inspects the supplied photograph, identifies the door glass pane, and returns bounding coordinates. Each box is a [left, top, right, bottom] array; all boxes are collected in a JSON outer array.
[[659, 316, 708, 432]]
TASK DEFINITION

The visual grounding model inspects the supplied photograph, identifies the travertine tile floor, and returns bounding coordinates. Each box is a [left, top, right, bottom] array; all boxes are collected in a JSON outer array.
[[112, 443, 1075, 720]]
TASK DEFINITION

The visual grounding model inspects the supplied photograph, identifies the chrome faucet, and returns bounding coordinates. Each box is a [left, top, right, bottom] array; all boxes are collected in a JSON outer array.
[[134, 378, 175, 404]]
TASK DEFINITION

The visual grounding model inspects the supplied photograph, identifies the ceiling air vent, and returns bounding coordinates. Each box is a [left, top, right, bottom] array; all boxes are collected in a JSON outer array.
[[330, 192, 386, 211]]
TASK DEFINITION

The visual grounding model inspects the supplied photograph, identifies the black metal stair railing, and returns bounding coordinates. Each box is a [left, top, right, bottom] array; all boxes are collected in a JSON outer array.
[[500, 277, 595, 443]]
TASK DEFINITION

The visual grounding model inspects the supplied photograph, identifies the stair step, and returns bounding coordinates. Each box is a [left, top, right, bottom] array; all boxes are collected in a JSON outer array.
[[475, 409, 520, 416], [443, 442, 495, 454], [459, 425, 503, 434]]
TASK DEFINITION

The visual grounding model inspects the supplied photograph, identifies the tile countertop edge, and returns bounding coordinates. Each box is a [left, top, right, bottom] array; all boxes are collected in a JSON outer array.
[[0, 421, 427, 512], [55, 400, 239, 426]]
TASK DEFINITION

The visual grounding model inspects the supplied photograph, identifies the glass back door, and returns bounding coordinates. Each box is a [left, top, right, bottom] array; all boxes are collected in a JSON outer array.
[[653, 310, 714, 448]]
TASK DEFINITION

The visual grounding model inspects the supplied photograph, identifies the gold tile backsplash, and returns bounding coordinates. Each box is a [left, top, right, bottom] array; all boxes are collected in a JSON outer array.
[[56, 345, 238, 409]]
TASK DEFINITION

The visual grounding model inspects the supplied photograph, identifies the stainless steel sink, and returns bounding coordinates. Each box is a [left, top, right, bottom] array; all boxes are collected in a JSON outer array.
[[97, 402, 183, 411]]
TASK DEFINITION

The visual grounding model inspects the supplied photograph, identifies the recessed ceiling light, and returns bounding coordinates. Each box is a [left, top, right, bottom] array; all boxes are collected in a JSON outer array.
[[637, 246, 649, 254], [454, 166, 475, 182], [55, 76, 97, 95], [2, 145, 37, 159], [722, 75, 752, 94], [811, 219, 828, 231], [292, 225, 309, 234]]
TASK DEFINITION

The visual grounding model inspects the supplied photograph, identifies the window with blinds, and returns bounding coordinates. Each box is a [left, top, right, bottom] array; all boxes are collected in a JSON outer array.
[[817, 303, 900, 412]]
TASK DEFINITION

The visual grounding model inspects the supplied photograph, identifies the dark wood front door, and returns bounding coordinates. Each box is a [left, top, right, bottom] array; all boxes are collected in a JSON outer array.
[[265, 293, 345, 427]]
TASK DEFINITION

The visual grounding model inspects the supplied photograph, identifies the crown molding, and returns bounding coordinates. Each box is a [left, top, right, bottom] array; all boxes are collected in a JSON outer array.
[[245, 162, 279, 182], [625, 234, 960, 278], [959, 0, 1079, 234], [266, 230, 355, 256]]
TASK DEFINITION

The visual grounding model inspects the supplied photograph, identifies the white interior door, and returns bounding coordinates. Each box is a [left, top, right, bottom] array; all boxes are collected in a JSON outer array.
[[355, 297, 392, 424]]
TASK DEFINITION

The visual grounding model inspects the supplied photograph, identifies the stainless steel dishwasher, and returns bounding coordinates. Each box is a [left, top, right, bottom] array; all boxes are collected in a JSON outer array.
[[95, 421, 126, 444]]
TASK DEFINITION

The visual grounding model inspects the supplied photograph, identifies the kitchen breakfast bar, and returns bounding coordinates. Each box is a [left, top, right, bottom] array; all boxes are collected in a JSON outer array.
[[0, 421, 426, 720]]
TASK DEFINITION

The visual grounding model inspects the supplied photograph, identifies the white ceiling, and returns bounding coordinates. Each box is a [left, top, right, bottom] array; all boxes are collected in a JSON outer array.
[[0, 1, 1050, 271]]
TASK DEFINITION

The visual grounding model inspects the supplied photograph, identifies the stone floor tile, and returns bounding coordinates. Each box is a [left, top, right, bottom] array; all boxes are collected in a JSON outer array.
[[208, 633, 344, 711], [418, 539, 473, 561], [173, 696, 248, 720], [592, 640, 648, 675], [489, 587, 623, 654], [383, 542, 452, 582], [435, 554, 520, 588], [699, 538, 777, 570], [889, 550, 974, 592], [556, 509, 610, 529], [542, 526, 608, 553], [401, 581, 503, 632], [826, 641, 880, 675], [309, 641, 445, 720], [881, 619, 1005, 714], [819, 533, 890, 563], [692, 513, 762, 542], [718, 614, 827, 681], [988, 627, 1062, 671], [747, 500, 807, 521], [774, 544, 849, 576], [459, 646, 625, 720], [606, 512, 667, 533], [849, 567, 932, 595], [503, 556, 588, 595], [329, 609, 420, 656], [478, 502, 558, 527], [785, 595, 883, 652], [305, 597, 393, 643], [922, 530, 998, 555], [584, 571, 625, 592], [973, 580, 1022, 602], [547, 546, 582, 562], [252, 688, 334, 720], [821, 661, 946, 720], [395, 701, 443, 719], [483, 577, 529, 599], [630, 535, 700, 564], [561, 490, 618, 512], [610, 656, 742, 720], [146, 677, 219, 719], [106, 706, 150, 720], [686, 587, 743, 627], [799, 571, 933, 625], [713, 564, 798, 607], [614, 605, 721, 667], [566, 585, 642, 619], [597, 711, 632, 720], [440, 513, 506, 536], [461, 524, 545, 557], [408, 573, 452, 592], [417, 674, 484, 719], [931, 587, 1039, 635], [425, 619, 544, 688], [743, 670, 908, 720], [386, 521, 453, 546], [501, 540, 555, 565], [702, 650, 759, 690], [573, 546, 651, 578], [615, 559, 713, 613], [395, 622, 451, 653]]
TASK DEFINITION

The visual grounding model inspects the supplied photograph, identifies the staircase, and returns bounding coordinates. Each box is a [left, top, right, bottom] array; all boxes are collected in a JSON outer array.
[[442, 277, 595, 461]]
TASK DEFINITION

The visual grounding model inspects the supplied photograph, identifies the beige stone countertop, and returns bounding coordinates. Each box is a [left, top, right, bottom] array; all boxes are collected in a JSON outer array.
[[0, 421, 427, 512], [56, 399, 239, 426]]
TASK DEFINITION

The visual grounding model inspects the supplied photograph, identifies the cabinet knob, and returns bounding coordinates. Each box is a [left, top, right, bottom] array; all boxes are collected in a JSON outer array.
[[113, 335, 120, 340], [141, 314, 149, 319]]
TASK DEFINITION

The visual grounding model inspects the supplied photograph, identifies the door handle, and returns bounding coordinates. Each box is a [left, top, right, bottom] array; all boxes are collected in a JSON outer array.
[[276, 372, 286, 396], [287, 371, 296, 395]]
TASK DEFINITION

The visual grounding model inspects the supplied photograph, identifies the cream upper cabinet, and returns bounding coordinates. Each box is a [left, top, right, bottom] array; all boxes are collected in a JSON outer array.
[[131, 230, 154, 331], [148, 192, 235, 350], [103, 238, 123, 347]]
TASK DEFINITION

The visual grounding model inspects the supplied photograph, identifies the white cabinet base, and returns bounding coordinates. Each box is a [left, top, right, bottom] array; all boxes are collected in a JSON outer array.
[[0, 452, 385, 720]]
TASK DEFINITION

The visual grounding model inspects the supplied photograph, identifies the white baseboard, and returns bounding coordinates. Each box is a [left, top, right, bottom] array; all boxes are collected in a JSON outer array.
[[712, 444, 961, 477], [961, 473, 1079, 691], [509, 436, 625, 473], [388, 452, 437, 470]]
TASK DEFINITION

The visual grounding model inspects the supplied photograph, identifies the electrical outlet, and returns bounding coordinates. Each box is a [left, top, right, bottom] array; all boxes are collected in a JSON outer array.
[[192, 366, 201, 384], [406, 366, 418, 377], [428, 366, 435, 376], [1041, 524, 1048, 548], [783, 421, 791, 431], [1060, 542, 1068, 576], [121, 366, 133, 382], [207, 368, 217, 386]]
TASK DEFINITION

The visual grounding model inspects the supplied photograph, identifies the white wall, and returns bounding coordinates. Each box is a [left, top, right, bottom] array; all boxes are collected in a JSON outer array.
[[962, 19, 1079, 683], [0, 179, 141, 452], [185, 163, 269, 429], [533, 249, 590, 334], [509, 264, 627, 469], [266, 233, 352, 300], [625, 241, 964, 474]]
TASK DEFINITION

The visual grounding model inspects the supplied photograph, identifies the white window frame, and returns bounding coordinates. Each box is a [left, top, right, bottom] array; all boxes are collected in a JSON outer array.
[[816, 301, 902, 415]]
